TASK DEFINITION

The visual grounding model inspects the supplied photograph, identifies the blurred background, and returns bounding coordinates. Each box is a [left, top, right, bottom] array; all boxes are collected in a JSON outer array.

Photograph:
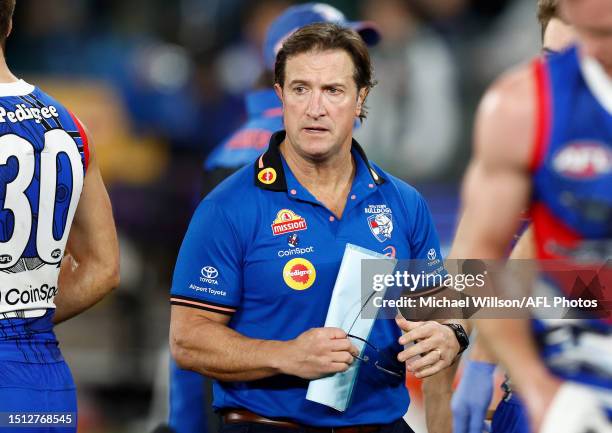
[[5, 0, 543, 431]]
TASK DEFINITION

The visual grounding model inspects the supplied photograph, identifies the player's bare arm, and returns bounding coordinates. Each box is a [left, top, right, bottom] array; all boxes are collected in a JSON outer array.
[[170, 305, 359, 382], [460, 65, 562, 430], [421, 360, 460, 433], [53, 124, 120, 324]]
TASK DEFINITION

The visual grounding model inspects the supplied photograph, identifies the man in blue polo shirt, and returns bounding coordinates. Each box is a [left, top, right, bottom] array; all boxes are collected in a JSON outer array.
[[169, 6, 382, 433], [170, 22, 468, 432]]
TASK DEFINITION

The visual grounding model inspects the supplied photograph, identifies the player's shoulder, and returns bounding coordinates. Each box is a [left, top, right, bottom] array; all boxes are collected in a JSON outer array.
[[474, 60, 539, 169], [23, 84, 75, 119], [480, 61, 536, 125], [27, 85, 65, 108]]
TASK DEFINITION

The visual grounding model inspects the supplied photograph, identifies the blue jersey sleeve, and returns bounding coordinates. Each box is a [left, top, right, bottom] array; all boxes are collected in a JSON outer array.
[[170, 199, 243, 315], [395, 184, 444, 278], [409, 192, 443, 264]]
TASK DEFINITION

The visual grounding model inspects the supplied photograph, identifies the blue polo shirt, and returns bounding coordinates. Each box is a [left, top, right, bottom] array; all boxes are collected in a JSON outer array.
[[171, 131, 442, 427]]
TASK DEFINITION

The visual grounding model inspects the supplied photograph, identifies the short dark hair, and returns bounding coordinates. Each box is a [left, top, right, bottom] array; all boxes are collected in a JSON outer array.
[[274, 22, 376, 121], [537, 0, 560, 40], [0, 0, 14, 46]]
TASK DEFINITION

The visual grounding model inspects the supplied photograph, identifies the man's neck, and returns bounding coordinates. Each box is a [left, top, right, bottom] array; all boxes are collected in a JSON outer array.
[[280, 139, 356, 218], [0, 54, 18, 83]]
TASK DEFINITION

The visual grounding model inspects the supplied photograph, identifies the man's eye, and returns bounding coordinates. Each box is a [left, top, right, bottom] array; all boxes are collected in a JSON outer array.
[[294, 86, 306, 94], [328, 88, 340, 94]]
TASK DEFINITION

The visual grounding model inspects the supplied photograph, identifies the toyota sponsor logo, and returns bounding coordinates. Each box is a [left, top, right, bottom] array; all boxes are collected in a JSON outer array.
[[427, 248, 437, 261], [200, 266, 219, 285], [201, 266, 218, 279]]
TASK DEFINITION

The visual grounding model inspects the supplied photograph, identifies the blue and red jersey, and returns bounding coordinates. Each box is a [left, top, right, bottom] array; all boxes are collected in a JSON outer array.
[[530, 45, 612, 414], [0, 80, 88, 363]]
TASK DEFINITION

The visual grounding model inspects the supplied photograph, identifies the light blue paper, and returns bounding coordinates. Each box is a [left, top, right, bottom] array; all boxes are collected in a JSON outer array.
[[305, 243, 398, 411]]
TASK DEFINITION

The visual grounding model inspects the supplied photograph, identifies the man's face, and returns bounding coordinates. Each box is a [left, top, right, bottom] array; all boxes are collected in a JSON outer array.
[[562, 0, 612, 74], [275, 49, 366, 162]]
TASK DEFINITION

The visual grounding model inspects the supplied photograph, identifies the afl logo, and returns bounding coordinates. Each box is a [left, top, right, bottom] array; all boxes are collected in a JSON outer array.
[[0, 254, 12, 264], [553, 141, 612, 179], [51, 249, 62, 259], [258, 168, 277, 184], [283, 258, 316, 290], [201, 266, 219, 279]]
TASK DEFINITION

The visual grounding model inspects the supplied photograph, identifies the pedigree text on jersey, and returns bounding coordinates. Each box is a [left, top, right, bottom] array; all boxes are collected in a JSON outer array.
[[0, 103, 60, 124]]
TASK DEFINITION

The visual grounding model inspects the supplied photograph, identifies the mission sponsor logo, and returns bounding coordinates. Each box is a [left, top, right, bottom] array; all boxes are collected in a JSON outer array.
[[271, 209, 307, 236], [283, 258, 316, 290], [553, 141, 612, 179]]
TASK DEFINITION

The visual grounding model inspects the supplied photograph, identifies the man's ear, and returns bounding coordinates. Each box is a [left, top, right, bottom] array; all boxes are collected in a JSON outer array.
[[274, 83, 283, 101], [356, 87, 368, 116]]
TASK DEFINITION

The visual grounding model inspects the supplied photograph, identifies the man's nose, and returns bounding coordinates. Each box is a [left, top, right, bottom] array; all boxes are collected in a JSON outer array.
[[305, 90, 326, 118]]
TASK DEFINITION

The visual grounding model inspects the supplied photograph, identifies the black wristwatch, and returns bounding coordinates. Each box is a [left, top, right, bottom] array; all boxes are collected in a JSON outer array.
[[443, 323, 469, 356]]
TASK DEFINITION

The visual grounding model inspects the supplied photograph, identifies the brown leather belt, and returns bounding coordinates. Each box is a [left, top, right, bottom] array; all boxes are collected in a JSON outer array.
[[222, 409, 383, 432]]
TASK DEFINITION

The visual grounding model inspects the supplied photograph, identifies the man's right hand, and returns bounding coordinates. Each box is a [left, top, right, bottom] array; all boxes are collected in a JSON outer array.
[[281, 327, 360, 379]]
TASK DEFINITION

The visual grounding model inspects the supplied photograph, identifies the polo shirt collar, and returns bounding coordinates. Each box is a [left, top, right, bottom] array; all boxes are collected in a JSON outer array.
[[254, 130, 385, 193]]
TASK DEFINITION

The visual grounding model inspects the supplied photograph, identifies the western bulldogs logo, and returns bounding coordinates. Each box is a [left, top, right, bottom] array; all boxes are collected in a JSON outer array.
[[368, 212, 393, 242]]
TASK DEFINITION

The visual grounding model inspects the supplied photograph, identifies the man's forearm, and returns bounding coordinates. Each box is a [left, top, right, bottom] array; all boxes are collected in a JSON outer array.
[[170, 317, 289, 382], [469, 335, 497, 363], [423, 361, 458, 433], [53, 253, 119, 324]]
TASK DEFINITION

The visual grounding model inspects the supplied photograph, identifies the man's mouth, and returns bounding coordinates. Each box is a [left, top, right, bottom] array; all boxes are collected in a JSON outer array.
[[303, 126, 329, 134]]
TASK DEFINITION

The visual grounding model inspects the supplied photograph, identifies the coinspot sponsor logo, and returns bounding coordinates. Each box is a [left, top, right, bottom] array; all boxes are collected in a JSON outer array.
[[200, 266, 219, 285], [278, 246, 314, 257], [283, 258, 316, 290]]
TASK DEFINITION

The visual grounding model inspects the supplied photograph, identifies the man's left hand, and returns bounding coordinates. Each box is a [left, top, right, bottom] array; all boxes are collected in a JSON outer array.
[[395, 316, 460, 378]]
